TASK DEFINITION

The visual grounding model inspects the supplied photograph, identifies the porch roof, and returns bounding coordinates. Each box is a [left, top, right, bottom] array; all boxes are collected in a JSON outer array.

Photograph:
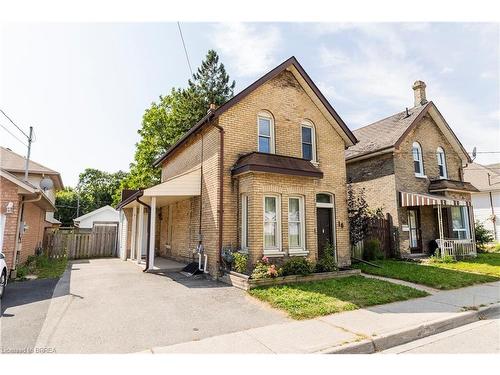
[[399, 191, 471, 207], [117, 167, 201, 209]]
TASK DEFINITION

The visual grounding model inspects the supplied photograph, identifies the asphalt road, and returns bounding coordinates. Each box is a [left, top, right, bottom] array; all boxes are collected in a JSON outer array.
[[1, 259, 288, 353], [382, 309, 500, 354]]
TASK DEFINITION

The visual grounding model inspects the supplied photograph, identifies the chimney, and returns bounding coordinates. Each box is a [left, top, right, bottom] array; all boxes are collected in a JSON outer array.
[[412, 80, 428, 107]]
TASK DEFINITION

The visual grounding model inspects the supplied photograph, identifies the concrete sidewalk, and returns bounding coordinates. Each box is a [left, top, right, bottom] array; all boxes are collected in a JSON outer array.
[[148, 281, 500, 354]]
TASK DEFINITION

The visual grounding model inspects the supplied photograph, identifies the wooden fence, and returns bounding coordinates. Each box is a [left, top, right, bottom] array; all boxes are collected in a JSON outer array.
[[44, 224, 118, 260], [351, 214, 394, 258]]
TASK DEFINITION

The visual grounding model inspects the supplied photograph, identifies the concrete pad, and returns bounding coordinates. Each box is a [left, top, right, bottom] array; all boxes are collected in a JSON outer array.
[[152, 331, 273, 354], [245, 319, 359, 353]]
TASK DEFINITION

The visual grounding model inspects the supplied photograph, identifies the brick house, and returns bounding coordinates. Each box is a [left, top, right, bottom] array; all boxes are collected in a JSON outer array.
[[346, 81, 478, 258], [0, 147, 63, 275], [117, 57, 357, 277]]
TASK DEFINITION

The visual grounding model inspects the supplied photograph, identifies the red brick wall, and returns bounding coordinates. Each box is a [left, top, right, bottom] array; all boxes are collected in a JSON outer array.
[[1, 176, 21, 270], [18, 202, 46, 264]]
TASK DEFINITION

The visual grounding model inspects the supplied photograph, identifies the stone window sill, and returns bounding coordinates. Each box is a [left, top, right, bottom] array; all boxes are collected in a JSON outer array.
[[263, 250, 285, 258], [415, 174, 427, 179], [288, 249, 309, 257]]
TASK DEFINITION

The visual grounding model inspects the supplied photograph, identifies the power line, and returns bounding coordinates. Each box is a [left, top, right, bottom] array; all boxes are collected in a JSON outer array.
[[0, 122, 28, 147], [0, 108, 30, 139], [177, 21, 193, 76]]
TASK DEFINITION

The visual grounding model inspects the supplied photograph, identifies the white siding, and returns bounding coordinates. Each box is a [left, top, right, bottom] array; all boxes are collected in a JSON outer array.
[[471, 191, 500, 241]]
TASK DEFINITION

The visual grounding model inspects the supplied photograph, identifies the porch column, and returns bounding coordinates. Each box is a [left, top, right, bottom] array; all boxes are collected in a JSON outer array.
[[136, 204, 144, 264], [130, 206, 137, 260], [148, 197, 156, 270], [437, 204, 444, 243]]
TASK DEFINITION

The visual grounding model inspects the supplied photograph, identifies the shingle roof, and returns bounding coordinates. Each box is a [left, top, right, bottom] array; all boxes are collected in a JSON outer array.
[[345, 103, 429, 160], [0, 146, 63, 188]]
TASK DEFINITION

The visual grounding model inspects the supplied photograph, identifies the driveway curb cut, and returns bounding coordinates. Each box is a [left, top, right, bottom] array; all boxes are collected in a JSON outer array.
[[320, 303, 500, 354]]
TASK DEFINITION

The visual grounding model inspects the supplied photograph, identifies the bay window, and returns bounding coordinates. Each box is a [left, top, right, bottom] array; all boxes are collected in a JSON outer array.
[[288, 196, 305, 251], [263, 195, 281, 252], [451, 206, 470, 240], [241, 194, 249, 251]]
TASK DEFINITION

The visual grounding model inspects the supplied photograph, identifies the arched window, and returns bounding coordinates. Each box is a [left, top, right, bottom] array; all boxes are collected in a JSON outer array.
[[257, 111, 275, 154], [412, 142, 424, 176], [436, 147, 447, 179], [301, 120, 316, 162]]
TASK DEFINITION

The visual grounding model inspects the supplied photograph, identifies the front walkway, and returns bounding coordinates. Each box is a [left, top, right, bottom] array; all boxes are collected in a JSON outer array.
[[149, 280, 500, 353]]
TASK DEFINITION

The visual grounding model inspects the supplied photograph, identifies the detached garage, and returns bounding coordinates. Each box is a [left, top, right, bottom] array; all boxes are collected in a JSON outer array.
[[73, 205, 120, 229]]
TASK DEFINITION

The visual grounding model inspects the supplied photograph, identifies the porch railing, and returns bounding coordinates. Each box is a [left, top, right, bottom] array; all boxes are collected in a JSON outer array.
[[436, 238, 477, 258]]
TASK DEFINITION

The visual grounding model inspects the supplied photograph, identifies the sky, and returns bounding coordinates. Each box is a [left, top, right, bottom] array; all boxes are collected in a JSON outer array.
[[0, 22, 499, 187]]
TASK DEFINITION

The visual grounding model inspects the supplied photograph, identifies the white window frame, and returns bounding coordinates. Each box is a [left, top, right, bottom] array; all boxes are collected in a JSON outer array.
[[288, 196, 306, 255], [436, 147, 448, 179], [300, 121, 317, 163], [241, 194, 249, 252], [412, 142, 425, 178], [257, 112, 275, 154], [263, 194, 282, 255], [451, 206, 471, 240]]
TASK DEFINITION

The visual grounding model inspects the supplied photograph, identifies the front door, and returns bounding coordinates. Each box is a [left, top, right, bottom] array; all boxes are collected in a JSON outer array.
[[408, 208, 422, 253], [317, 207, 333, 258]]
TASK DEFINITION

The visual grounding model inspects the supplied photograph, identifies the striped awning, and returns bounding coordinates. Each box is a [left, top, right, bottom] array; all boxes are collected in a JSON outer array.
[[399, 191, 471, 207]]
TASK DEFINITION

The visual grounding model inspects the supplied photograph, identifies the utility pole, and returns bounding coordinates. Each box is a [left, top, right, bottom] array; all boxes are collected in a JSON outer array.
[[24, 126, 33, 181]]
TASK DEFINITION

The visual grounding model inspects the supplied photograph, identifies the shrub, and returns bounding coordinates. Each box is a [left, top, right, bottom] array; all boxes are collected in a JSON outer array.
[[281, 257, 313, 276], [363, 239, 383, 261], [475, 221, 494, 250], [233, 252, 248, 274], [251, 256, 281, 279], [315, 243, 337, 273], [429, 254, 456, 264]]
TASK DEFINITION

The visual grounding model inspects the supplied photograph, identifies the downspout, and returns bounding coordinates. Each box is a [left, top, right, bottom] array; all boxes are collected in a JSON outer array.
[[489, 191, 497, 241], [12, 192, 43, 275], [135, 193, 151, 272], [210, 114, 224, 275]]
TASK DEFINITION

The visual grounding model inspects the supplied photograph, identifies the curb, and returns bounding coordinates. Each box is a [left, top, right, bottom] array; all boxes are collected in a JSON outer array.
[[321, 303, 500, 354]]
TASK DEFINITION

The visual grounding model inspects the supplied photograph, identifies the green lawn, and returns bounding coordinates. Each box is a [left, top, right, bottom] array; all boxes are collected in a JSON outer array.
[[16, 255, 68, 280], [249, 275, 428, 319], [428, 253, 500, 278], [354, 259, 499, 290]]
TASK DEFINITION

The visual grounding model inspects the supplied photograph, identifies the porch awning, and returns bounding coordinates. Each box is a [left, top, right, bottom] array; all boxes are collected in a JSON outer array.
[[399, 191, 471, 207], [142, 167, 201, 206]]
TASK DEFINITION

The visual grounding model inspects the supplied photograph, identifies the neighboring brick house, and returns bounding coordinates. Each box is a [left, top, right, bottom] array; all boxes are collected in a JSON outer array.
[[346, 81, 478, 258], [0, 147, 63, 275], [117, 57, 357, 277], [463, 163, 500, 242]]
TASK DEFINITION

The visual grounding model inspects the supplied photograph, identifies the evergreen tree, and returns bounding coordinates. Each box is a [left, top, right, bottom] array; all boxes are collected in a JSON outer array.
[[117, 50, 235, 198]]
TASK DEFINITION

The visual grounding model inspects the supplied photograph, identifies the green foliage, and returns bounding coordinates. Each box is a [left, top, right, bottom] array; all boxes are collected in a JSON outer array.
[[55, 169, 127, 226], [353, 259, 498, 290], [428, 253, 500, 277], [249, 276, 428, 320], [475, 221, 494, 250], [347, 184, 370, 246], [119, 49, 235, 194], [251, 257, 280, 279], [281, 257, 313, 276], [232, 252, 248, 274], [429, 254, 456, 264], [16, 255, 67, 280], [363, 239, 383, 261], [315, 243, 338, 273]]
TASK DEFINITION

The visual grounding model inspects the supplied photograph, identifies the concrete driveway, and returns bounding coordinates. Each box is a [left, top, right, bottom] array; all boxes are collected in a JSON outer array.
[[1, 259, 288, 353]]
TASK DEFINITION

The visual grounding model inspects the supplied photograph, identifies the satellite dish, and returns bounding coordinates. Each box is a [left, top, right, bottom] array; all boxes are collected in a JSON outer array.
[[472, 146, 477, 161], [40, 176, 54, 191]]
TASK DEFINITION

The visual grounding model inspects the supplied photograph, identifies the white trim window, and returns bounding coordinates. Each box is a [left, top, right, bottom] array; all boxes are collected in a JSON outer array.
[[241, 194, 249, 251], [258, 112, 275, 154], [301, 121, 316, 162], [436, 147, 447, 179], [263, 195, 281, 253], [288, 196, 305, 252], [412, 142, 424, 177], [451, 206, 471, 240]]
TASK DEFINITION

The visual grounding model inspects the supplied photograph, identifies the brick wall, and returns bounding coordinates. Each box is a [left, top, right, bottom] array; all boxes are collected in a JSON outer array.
[[219, 70, 351, 268], [19, 202, 46, 264], [1, 176, 21, 270]]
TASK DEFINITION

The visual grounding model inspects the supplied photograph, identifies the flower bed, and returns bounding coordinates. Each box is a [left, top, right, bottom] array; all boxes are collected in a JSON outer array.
[[220, 269, 361, 291]]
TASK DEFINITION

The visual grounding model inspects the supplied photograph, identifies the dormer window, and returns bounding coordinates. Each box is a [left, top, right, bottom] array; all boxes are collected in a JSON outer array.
[[301, 121, 316, 162], [257, 112, 275, 154], [436, 147, 447, 179], [412, 142, 424, 177]]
